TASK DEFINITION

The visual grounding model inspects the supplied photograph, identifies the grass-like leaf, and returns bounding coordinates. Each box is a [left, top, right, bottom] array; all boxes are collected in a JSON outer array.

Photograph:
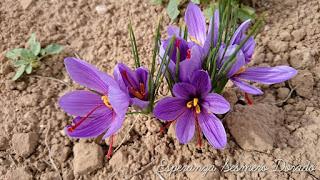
[[128, 22, 141, 68]]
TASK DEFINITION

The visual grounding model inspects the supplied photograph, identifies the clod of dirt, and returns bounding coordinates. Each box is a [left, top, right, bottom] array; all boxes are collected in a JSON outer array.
[[0, 136, 8, 150], [62, 170, 74, 180], [19, 94, 40, 107], [12, 132, 39, 157], [40, 172, 60, 180], [109, 150, 129, 170], [226, 103, 285, 151], [73, 142, 104, 175], [5, 167, 33, 180], [267, 40, 288, 53], [276, 87, 290, 99], [290, 70, 314, 98], [51, 144, 71, 163], [289, 49, 315, 69], [278, 30, 291, 41], [291, 29, 306, 42], [19, 0, 33, 10]]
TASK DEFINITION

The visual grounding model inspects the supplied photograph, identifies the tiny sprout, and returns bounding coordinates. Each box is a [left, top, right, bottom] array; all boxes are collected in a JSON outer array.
[[5, 33, 63, 81]]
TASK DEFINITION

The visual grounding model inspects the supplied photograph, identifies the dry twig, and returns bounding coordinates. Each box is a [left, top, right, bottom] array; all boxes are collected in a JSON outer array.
[[45, 121, 62, 180]]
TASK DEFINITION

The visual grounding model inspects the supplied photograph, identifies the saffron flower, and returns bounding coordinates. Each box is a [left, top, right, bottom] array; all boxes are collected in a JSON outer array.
[[59, 58, 129, 141], [167, 2, 219, 56], [218, 47, 297, 96], [218, 20, 297, 95], [153, 70, 230, 149], [161, 37, 202, 82], [228, 20, 256, 63], [113, 63, 149, 109]]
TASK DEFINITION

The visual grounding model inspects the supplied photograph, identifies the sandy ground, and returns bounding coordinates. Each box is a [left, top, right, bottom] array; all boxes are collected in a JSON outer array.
[[0, 0, 319, 179]]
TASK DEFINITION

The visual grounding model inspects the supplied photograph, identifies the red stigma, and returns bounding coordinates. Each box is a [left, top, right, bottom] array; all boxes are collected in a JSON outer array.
[[175, 39, 181, 48], [186, 49, 191, 60], [106, 135, 114, 159], [67, 105, 103, 132], [160, 121, 174, 133], [245, 93, 253, 105], [195, 117, 202, 148]]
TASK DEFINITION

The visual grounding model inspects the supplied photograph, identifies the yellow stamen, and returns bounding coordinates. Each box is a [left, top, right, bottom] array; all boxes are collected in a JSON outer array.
[[189, 36, 202, 46], [186, 101, 193, 108], [193, 98, 199, 107], [195, 105, 201, 114], [186, 98, 201, 113], [101, 96, 113, 109], [235, 66, 246, 75]]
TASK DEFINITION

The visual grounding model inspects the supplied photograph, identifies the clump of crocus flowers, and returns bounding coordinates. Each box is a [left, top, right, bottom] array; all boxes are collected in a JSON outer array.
[[58, 2, 297, 157]]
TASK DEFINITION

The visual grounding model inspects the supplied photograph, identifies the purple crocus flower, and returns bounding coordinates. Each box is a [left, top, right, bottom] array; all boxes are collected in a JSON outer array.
[[59, 58, 129, 141], [113, 63, 149, 109], [229, 20, 256, 63], [167, 3, 220, 57], [219, 46, 297, 95], [161, 37, 203, 82], [153, 70, 230, 149]]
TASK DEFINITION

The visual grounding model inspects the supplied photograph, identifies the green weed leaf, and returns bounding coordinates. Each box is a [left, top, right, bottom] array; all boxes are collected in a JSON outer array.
[[28, 33, 41, 56], [20, 49, 36, 60], [43, 44, 63, 55], [151, 0, 162, 5], [12, 65, 26, 81], [167, 0, 180, 20], [191, 0, 200, 4], [25, 64, 32, 74], [5, 48, 24, 60]]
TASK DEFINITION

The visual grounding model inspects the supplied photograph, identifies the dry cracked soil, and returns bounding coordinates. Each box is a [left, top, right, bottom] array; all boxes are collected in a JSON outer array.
[[0, 0, 320, 179]]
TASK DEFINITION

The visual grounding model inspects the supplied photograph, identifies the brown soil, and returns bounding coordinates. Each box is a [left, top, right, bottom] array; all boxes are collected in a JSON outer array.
[[0, 0, 319, 179]]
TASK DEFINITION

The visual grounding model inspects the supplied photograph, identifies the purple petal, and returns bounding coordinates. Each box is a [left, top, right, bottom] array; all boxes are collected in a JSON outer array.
[[153, 97, 188, 121], [113, 63, 139, 90], [231, 77, 263, 95], [65, 107, 113, 138], [202, 93, 230, 114], [237, 66, 298, 85], [242, 36, 255, 63], [136, 67, 149, 93], [173, 82, 196, 98], [185, 3, 206, 45], [131, 98, 149, 109], [59, 90, 103, 116], [167, 25, 181, 37], [64, 57, 115, 94], [103, 112, 126, 138], [108, 85, 129, 117], [190, 70, 211, 96], [230, 19, 251, 45], [218, 45, 246, 77], [162, 37, 189, 63], [203, 9, 219, 56], [175, 109, 195, 144], [178, 46, 202, 82], [198, 112, 227, 149]]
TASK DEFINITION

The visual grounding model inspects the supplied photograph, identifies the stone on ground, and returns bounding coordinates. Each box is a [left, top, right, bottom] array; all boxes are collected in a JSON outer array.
[[73, 142, 104, 175], [12, 132, 38, 157]]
